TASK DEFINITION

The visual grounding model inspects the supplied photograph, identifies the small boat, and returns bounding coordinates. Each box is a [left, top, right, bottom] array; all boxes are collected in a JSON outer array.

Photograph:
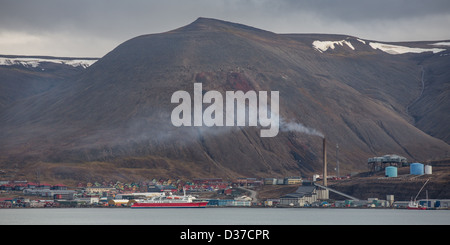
[[407, 179, 430, 210], [407, 200, 427, 210]]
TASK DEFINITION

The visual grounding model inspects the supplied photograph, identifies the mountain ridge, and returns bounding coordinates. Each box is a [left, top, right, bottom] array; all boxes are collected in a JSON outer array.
[[1, 18, 449, 183]]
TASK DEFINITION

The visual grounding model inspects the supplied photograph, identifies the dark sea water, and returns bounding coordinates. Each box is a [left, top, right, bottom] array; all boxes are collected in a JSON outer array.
[[1, 207, 449, 225]]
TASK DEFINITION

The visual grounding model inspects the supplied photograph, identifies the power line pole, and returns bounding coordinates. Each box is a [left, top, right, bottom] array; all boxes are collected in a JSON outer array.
[[336, 143, 340, 178]]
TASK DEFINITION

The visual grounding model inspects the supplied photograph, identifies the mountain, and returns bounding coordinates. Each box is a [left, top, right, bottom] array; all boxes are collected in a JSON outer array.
[[1, 18, 449, 183], [0, 55, 97, 109]]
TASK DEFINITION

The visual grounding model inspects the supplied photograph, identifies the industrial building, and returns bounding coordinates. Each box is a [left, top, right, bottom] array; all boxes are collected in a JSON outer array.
[[205, 198, 252, 207], [263, 177, 302, 185], [368, 154, 408, 172], [22, 188, 76, 199], [279, 186, 329, 207]]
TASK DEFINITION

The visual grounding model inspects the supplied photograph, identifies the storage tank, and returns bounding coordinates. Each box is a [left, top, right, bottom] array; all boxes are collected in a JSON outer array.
[[410, 163, 424, 175], [386, 195, 394, 206], [385, 166, 398, 177], [425, 165, 432, 175]]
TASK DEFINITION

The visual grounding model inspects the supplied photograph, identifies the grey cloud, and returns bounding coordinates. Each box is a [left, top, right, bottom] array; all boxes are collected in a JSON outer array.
[[277, 0, 450, 20], [0, 0, 449, 57]]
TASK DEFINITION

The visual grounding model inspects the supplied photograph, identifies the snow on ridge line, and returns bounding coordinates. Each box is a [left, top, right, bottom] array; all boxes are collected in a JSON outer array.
[[312, 38, 446, 55], [430, 42, 450, 46], [312, 39, 355, 53], [356, 39, 366, 44], [369, 42, 445, 55], [0, 57, 97, 68]]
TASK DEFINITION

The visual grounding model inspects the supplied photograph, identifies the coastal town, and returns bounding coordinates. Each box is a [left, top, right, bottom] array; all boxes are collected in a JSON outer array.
[[0, 176, 298, 208], [2, 170, 449, 209]]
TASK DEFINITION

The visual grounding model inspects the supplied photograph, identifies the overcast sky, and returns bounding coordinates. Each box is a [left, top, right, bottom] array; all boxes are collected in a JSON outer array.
[[1, 0, 450, 57]]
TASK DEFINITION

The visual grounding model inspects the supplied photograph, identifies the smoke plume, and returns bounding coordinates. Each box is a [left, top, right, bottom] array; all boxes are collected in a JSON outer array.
[[280, 117, 324, 138]]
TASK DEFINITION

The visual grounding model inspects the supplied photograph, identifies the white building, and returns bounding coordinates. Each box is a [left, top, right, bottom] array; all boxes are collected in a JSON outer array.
[[75, 197, 100, 204]]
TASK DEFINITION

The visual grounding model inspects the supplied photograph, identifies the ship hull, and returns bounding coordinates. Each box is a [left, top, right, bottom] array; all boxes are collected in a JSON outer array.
[[407, 206, 427, 210], [131, 201, 208, 208]]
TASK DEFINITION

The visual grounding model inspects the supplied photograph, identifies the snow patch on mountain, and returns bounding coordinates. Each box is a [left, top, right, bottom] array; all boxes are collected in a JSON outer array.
[[312, 39, 355, 53], [430, 42, 450, 46], [356, 38, 366, 44], [368, 42, 445, 55], [0, 56, 97, 68], [312, 38, 446, 55]]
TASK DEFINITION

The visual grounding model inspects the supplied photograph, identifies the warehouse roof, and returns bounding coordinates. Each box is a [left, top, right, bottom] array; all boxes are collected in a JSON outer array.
[[280, 186, 316, 199]]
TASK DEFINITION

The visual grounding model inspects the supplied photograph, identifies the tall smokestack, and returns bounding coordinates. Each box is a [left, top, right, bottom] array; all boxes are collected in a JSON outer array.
[[323, 137, 327, 186]]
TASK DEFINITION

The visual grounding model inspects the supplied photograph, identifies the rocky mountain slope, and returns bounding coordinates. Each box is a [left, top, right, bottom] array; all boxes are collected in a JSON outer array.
[[1, 18, 449, 183], [0, 55, 97, 109]]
